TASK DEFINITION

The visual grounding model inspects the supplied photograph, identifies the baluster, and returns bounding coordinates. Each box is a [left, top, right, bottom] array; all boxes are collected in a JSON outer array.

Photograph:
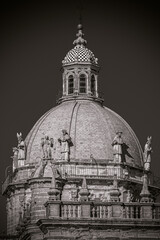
[[131, 206, 134, 218], [78, 205, 81, 218], [68, 205, 71, 218], [131, 206, 133, 218], [108, 206, 112, 218], [72, 205, 75, 218], [64, 205, 67, 218], [129, 206, 132, 218], [72, 165, 74, 176], [66, 205, 69, 218], [105, 206, 108, 218], [126, 206, 129, 218], [61, 205, 64, 218], [75, 205, 78, 218], [152, 207, 155, 219], [140, 205, 143, 219], [97, 206, 100, 218], [102, 206, 106, 218], [100, 206, 104, 219], [122, 205, 126, 218], [154, 206, 158, 219], [92, 207, 95, 218], [99, 206, 102, 218], [138, 206, 141, 218], [70, 204, 73, 218], [135, 206, 138, 218], [155, 206, 158, 219]]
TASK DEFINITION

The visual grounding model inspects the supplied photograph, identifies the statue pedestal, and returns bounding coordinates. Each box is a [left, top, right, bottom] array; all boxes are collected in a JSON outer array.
[[45, 200, 61, 219], [111, 203, 123, 218], [141, 203, 153, 219], [81, 201, 91, 219]]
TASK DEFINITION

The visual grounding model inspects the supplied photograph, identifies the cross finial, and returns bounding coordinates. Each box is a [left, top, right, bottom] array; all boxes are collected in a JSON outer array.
[[73, 1, 87, 46], [77, 0, 84, 25]]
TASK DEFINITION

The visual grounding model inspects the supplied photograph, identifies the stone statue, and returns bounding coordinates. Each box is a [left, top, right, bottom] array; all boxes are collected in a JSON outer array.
[[112, 131, 124, 162], [41, 135, 54, 159], [17, 132, 26, 159], [126, 190, 132, 203], [58, 130, 72, 161], [143, 136, 152, 171], [12, 147, 19, 171]]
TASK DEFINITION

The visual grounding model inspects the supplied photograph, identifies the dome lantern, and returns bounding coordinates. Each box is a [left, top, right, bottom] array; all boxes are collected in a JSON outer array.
[[59, 24, 101, 104]]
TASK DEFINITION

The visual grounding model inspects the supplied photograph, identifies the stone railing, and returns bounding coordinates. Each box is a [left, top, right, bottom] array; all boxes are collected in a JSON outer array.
[[61, 202, 81, 219], [90, 202, 145, 219], [152, 204, 160, 219], [58, 163, 125, 179], [46, 201, 160, 221]]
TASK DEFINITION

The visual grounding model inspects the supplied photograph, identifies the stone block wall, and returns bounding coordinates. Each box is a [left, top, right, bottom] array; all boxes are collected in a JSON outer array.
[[29, 179, 51, 223]]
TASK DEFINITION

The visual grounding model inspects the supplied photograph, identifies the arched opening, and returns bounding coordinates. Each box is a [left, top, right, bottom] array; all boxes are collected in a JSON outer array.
[[91, 75, 96, 95], [79, 74, 86, 93], [68, 75, 74, 94]]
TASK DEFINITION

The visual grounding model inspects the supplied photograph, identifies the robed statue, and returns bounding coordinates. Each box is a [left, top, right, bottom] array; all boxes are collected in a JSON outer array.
[[58, 129, 72, 161], [143, 136, 152, 171], [17, 132, 26, 159], [112, 131, 124, 162]]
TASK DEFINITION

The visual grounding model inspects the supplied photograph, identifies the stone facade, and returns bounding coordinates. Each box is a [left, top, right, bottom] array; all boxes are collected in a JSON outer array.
[[2, 24, 160, 240]]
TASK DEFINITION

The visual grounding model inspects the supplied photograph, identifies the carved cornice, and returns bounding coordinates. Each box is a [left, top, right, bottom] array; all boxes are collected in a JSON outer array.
[[37, 218, 160, 234], [57, 95, 104, 105]]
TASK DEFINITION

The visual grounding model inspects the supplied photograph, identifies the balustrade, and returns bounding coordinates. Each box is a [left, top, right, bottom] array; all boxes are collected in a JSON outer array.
[[123, 204, 141, 219], [59, 202, 160, 220], [91, 205, 109, 218], [59, 164, 124, 179], [61, 203, 81, 219], [152, 204, 160, 219]]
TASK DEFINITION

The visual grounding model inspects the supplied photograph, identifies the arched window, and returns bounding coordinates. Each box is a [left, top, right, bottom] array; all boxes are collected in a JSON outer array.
[[91, 75, 96, 94], [68, 75, 74, 94], [79, 74, 86, 93]]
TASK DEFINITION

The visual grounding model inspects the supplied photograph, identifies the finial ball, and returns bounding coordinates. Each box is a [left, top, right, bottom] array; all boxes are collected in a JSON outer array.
[[77, 24, 83, 30]]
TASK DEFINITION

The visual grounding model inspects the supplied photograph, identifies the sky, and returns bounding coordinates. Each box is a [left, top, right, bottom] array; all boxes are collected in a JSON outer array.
[[0, 0, 160, 232]]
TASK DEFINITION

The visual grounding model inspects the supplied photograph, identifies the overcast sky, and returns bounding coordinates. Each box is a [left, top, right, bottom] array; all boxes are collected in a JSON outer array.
[[0, 0, 160, 232]]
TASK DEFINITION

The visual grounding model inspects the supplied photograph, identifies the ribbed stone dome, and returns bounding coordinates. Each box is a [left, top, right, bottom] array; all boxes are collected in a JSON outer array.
[[62, 45, 98, 65], [25, 100, 143, 168]]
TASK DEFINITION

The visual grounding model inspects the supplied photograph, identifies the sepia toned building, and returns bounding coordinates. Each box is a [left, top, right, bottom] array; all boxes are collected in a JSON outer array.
[[2, 24, 160, 240]]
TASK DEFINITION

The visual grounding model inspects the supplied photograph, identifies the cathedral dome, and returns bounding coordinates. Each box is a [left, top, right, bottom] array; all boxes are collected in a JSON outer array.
[[4, 23, 160, 240], [25, 24, 143, 170], [25, 99, 143, 168]]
